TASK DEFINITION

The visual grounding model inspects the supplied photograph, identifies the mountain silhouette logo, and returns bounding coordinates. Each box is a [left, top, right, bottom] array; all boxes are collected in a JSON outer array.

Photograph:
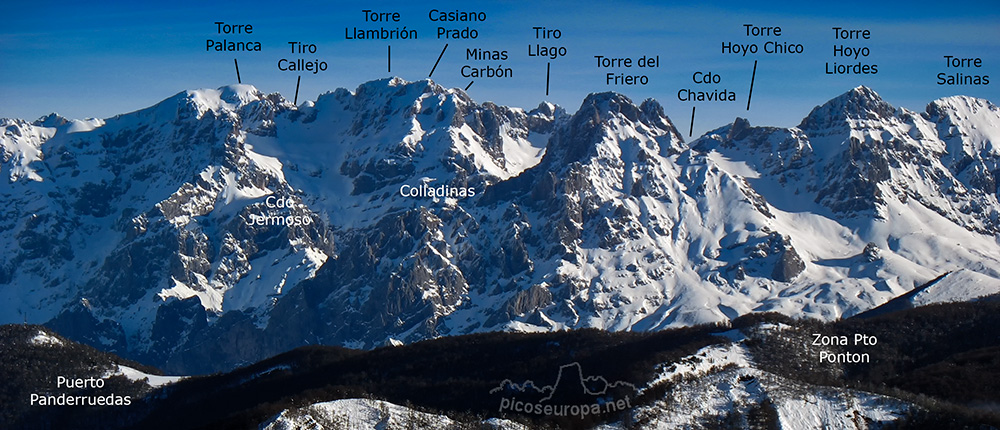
[[491, 362, 637, 405]]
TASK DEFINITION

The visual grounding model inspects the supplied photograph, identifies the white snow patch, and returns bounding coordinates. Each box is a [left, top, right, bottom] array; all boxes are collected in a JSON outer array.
[[65, 118, 105, 133], [112, 365, 185, 388], [707, 150, 760, 178], [186, 88, 229, 116], [911, 269, 1000, 306], [245, 145, 285, 182], [30, 330, 63, 346], [158, 277, 224, 313], [240, 364, 292, 384], [642, 343, 752, 394]]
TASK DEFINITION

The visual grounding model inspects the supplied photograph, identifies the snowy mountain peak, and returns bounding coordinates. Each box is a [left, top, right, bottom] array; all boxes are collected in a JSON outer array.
[[798, 85, 896, 131], [183, 84, 263, 113], [218, 83, 265, 106], [925, 95, 1000, 157], [532, 101, 559, 117], [928, 94, 994, 113], [175, 84, 272, 120], [352, 77, 448, 104], [638, 98, 683, 143], [32, 112, 70, 128], [542, 92, 683, 165], [579, 92, 642, 123]]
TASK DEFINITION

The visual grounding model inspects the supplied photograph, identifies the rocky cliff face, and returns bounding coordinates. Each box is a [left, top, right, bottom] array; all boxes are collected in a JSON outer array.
[[2, 80, 999, 373]]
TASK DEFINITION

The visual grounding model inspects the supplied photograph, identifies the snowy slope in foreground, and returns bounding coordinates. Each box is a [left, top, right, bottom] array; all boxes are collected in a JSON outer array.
[[599, 343, 909, 429], [262, 398, 528, 430], [261, 341, 912, 430]]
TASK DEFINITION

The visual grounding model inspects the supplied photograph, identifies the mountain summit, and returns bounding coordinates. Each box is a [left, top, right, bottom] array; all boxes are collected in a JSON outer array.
[[798, 85, 896, 130]]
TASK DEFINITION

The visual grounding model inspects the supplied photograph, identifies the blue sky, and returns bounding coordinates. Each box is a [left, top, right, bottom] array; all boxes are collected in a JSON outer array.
[[2, 0, 997, 138]]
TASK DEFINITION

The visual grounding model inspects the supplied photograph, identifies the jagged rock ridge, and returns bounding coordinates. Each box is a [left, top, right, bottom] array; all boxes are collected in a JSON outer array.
[[2, 80, 999, 373]]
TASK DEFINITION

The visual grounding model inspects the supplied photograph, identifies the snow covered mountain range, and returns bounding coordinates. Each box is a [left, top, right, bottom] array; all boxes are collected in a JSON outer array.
[[2, 78, 999, 373]]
